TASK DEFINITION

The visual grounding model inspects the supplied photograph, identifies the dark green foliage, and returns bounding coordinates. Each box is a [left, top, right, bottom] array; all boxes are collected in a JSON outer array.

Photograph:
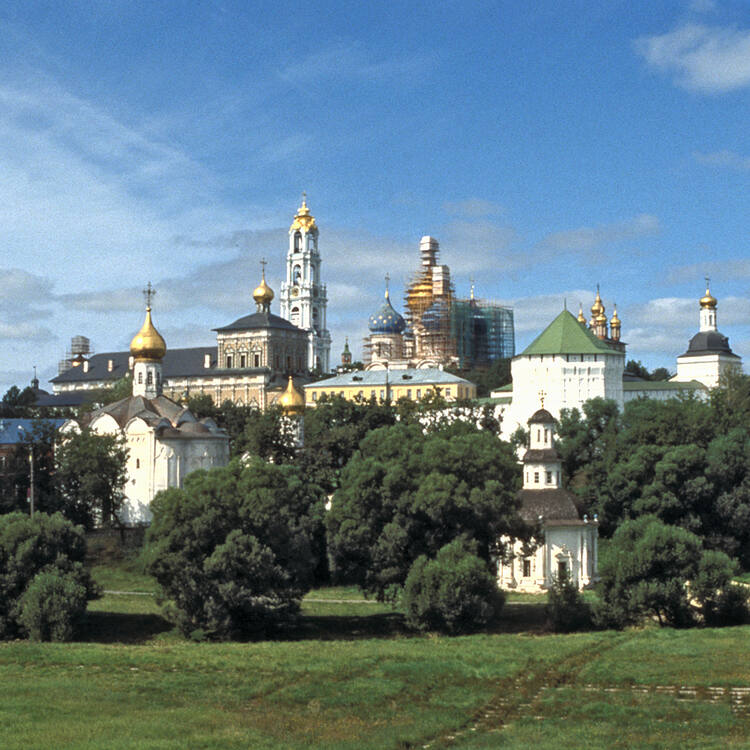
[[146, 458, 324, 639], [546, 570, 592, 632], [18, 570, 88, 641], [597, 516, 741, 628], [0, 385, 38, 418], [402, 539, 504, 633], [54, 429, 129, 529], [327, 421, 525, 601], [0, 512, 98, 640], [625, 360, 673, 382], [445, 358, 511, 397]]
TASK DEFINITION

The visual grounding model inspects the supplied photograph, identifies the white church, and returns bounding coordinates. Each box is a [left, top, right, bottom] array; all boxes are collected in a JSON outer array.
[[62, 291, 230, 525]]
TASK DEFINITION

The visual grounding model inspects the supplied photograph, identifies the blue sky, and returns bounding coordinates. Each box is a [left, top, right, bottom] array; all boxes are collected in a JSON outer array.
[[0, 0, 748, 393]]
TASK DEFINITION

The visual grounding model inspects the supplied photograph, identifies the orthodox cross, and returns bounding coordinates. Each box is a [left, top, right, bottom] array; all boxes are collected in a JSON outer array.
[[143, 282, 156, 308], [538, 389, 546, 409], [260, 258, 267, 277], [705, 275, 710, 290], [384, 272, 390, 298]]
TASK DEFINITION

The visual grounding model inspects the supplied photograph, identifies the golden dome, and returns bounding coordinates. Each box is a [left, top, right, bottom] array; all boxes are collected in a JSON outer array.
[[595, 310, 607, 325], [253, 271, 274, 307], [405, 272, 434, 320], [130, 306, 166, 362], [290, 195, 317, 233], [591, 288, 604, 317], [577, 304, 586, 324], [700, 282, 717, 309], [610, 305, 621, 327], [278, 376, 305, 414]]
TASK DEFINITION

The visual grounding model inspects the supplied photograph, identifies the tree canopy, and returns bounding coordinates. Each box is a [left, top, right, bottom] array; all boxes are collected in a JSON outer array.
[[326, 421, 525, 601], [146, 458, 325, 639]]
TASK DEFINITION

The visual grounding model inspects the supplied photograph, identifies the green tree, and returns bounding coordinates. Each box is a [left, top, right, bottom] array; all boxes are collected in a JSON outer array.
[[54, 430, 129, 529], [402, 539, 504, 633], [596, 515, 741, 628], [0, 385, 38, 418], [326, 421, 525, 601], [232, 404, 298, 464], [0, 512, 99, 640], [146, 458, 324, 639]]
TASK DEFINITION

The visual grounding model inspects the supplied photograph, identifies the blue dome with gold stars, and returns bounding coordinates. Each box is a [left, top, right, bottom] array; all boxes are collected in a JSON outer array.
[[368, 290, 406, 334]]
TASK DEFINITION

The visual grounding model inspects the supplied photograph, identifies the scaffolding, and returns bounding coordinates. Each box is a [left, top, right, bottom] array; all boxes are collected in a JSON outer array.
[[450, 298, 515, 368]]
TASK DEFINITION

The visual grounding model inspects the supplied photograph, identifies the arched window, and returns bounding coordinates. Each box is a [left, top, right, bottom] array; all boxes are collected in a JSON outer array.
[[293, 264, 301, 285], [147, 371, 153, 385], [138, 372, 143, 384], [226, 354, 233, 369], [291, 306, 300, 326], [294, 232, 302, 251]]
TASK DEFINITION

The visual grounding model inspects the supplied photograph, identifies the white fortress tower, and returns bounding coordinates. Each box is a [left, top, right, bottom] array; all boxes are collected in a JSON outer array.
[[279, 195, 332, 373]]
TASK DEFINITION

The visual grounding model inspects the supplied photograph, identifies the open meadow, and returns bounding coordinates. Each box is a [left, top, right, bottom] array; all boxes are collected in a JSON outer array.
[[1, 554, 749, 749]]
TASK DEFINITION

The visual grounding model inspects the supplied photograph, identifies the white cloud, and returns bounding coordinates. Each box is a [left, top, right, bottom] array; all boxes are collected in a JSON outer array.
[[540, 214, 660, 253], [278, 41, 436, 86], [668, 259, 750, 283], [635, 23, 750, 93], [694, 149, 750, 170], [443, 199, 505, 218]]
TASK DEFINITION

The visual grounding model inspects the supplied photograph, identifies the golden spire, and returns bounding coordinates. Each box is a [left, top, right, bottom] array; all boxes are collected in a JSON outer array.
[[577, 303, 586, 324], [253, 258, 274, 310], [699, 276, 717, 309], [384, 273, 390, 300], [290, 192, 317, 232], [130, 283, 166, 361], [278, 375, 305, 414]]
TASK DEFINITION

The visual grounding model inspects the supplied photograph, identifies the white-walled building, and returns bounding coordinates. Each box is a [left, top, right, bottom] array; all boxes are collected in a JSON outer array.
[[672, 281, 742, 389], [279, 196, 332, 373], [498, 408, 598, 592], [62, 296, 229, 525], [500, 307, 625, 438]]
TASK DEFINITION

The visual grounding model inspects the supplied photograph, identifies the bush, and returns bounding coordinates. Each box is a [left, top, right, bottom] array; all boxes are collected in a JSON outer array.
[[598, 515, 744, 629], [546, 571, 593, 632], [146, 458, 323, 639], [402, 539, 504, 634], [703, 585, 749, 627], [19, 570, 88, 641], [0, 512, 98, 641]]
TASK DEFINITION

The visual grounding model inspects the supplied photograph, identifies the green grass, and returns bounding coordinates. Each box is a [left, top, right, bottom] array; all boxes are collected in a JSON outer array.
[[29, 552, 741, 748]]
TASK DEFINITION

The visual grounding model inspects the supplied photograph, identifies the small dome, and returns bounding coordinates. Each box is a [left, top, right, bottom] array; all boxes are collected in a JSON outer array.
[[528, 408, 556, 424], [610, 305, 621, 328], [577, 305, 586, 324], [700, 283, 717, 310], [290, 195, 317, 233], [279, 376, 305, 414], [369, 290, 406, 334], [253, 272, 274, 306], [130, 307, 166, 361]]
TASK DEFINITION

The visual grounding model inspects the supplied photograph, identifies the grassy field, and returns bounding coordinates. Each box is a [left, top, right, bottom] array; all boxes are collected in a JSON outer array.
[[0, 555, 748, 749]]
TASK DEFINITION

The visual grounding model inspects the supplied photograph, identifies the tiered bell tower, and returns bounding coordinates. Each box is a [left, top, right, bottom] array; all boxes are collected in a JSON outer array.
[[279, 195, 331, 373]]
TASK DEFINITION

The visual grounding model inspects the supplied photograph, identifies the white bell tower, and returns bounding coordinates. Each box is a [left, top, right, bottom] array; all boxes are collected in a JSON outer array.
[[279, 194, 331, 373]]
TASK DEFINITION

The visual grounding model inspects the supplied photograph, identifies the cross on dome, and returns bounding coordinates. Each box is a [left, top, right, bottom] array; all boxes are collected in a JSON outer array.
[[143, 281, 156, 309]]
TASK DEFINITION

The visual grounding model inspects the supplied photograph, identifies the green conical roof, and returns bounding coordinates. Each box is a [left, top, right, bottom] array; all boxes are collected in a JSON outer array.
[[520, 310, 618, 356]]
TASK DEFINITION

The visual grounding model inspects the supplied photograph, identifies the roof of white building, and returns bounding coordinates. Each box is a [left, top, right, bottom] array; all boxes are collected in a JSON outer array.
[[520, 310, 621, 356]]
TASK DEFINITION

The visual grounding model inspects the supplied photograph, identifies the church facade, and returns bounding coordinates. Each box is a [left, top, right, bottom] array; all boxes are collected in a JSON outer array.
[[61, 296, 230, 525], [498, 408, 598, 592]]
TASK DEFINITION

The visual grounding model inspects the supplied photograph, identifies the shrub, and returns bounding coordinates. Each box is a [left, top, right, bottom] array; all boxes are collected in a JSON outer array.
[[546, 570, 593, 632], [402, 539, 504, 634], [19, 570, 88, 641], [0, 512, 98, 641], [703, 585, 749, 627], [146, 458, 323, 639]]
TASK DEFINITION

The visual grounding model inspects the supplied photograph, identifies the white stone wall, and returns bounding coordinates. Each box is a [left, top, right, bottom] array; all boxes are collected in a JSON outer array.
[[499, 523, 598, 592], [674, 353, 741, 389]]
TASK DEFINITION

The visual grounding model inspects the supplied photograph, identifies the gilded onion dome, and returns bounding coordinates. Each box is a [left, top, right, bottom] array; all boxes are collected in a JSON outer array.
[[610, 305, 621, 328], [577, 304, 586, 324], [369, 288, 406, 334], [279, 376, 305, 414], [290, 195, 317, 233], [253, 270, 275, 307], [130, 305, 166, 362], [700, 282, 717, 309], [405, 273, 434, 322], [590, 287, 604, 317]]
